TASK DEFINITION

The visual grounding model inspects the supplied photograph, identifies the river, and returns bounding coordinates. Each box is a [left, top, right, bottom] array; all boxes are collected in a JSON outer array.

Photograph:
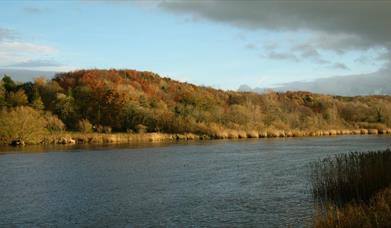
[[0, 135, 390, 227]]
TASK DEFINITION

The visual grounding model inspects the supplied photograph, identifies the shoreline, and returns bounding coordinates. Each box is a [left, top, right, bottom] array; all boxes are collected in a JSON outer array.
[[5, 128, 391, 146]]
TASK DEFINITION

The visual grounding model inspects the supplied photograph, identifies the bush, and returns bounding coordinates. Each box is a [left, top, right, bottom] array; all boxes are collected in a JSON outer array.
[[45, 112, 65, 132], [135, 124, 147, 133], [95, 125, 112, 133], [78, 119, 93, 133], [0, 106, 48, 144], [7, 89, 28, 107]]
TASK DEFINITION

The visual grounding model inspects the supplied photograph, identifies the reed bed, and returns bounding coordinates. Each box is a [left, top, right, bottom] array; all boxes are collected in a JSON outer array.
[[311, 149, 391, 206], [7, 127, 391, 145], [311, 149, 391, 227]]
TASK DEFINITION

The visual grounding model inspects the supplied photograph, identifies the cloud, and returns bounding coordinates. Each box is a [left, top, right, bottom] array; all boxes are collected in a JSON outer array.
[[160, 1, 391, 50], [7, 59, 63, 68], [264, 51, 298, 62], [0, 28, 16, 41], [245, 43, 256, 49], [292, 43, 320, 58], [0, 41, 57, 54], [330, 63, 349, 70], [377, 50, 391, 62], [273, 66, 391, 96], [289, 43, 331, 64], [23, 6, 46, 14], [0, 27, 60, 70]]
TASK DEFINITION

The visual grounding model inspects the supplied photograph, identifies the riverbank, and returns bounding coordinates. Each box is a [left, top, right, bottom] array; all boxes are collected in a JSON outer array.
[[5, 127, 391, 146]]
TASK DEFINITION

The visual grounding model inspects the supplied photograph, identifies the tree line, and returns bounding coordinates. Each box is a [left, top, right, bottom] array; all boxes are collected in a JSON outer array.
[[1, 69, 390, 144]]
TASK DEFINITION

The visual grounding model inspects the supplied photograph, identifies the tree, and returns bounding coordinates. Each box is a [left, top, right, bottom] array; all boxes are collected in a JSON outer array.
[[54, 93, 77, 128], [7, 89, 28, 107], [0, 106, 48, 144], [31, 95, 45, 110], [0, 81, 5, 107], [2, 75, 16, 92]]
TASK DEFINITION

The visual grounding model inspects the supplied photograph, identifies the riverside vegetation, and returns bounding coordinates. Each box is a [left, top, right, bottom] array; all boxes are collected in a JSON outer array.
[[311, 149, 391, 227], [0, 69, 391, 145]]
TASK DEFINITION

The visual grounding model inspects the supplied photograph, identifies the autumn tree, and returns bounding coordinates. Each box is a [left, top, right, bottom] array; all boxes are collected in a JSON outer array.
[[7, 89, 28, 107], [0, 106, 48, 144]]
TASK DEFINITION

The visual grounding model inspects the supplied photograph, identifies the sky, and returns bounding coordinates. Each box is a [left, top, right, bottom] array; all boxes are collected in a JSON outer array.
[[0, 0, 390, 90]]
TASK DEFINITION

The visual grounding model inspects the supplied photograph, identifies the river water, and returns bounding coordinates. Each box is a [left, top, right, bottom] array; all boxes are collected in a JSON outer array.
[[0, 135, 390, 227]]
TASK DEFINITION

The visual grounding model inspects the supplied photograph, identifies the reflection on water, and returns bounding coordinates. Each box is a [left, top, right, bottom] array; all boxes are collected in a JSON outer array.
[[0, 136, 390, 227]]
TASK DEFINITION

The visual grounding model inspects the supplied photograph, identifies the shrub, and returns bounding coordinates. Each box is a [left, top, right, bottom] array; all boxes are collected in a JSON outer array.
[[78, 119, 93, 133], [95, 125, 112, 134], [45, 112, 65, 132], [103, 126, 112, 133], [31, 96, 45, 110], [7, 89, 28, 106], [135, 124, 147, 133]]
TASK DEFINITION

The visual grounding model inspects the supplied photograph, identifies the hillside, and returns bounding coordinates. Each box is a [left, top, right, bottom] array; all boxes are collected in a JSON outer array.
[[1, 69, 391, 144]]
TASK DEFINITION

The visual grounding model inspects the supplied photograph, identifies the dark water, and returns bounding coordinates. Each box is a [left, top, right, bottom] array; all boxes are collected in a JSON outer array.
[[0, 136, 390, 227]]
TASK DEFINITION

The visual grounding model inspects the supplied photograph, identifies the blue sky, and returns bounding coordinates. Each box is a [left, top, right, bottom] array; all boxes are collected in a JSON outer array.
[[0, 1, 389, 89]]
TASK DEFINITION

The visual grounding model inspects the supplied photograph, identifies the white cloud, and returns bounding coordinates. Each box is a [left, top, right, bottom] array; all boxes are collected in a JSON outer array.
[[0, 41, 57, 54], [7, 59, 62, 68], [0, 27, 61, 70]]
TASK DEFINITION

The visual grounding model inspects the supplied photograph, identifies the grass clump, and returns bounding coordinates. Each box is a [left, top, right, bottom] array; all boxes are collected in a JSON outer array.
[[314, 187, 391, 227]]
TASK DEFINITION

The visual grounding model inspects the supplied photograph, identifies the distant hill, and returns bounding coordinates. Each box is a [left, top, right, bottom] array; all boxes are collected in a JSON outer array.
[[0, 69, 56, 82], [239, 68, 391, 96]]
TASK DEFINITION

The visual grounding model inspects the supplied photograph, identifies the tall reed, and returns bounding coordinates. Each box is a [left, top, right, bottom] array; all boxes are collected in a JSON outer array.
[[311, 149, 391, 227], [311, 149, 391, 206]]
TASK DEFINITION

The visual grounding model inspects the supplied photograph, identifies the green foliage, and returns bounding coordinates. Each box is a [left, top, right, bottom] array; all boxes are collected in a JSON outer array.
[[2, 75, 16, 92], [0, 81, 6, 107], [54, 93, 77, 128]]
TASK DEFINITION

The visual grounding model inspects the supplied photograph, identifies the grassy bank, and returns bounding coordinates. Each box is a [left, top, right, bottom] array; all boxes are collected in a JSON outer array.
[[2, 127, 389, 146], [41, 132, 204, 145], [311, 149, 391, 227]]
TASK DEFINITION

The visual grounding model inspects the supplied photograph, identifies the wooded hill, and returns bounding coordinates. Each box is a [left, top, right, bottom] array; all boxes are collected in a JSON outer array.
[[1, 69, 391, 144]]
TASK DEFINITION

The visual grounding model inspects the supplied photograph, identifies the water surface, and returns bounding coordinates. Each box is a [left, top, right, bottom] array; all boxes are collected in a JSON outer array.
[[0, 136, 390, 227]]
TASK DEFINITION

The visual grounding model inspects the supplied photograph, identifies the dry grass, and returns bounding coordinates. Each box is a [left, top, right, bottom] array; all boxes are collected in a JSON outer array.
[[314, 187, 391, 228], [246, 130, 259, 138], [4, 126, 390, 145], [43, 132, 179, 144], [368, 129, 379, 134]]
